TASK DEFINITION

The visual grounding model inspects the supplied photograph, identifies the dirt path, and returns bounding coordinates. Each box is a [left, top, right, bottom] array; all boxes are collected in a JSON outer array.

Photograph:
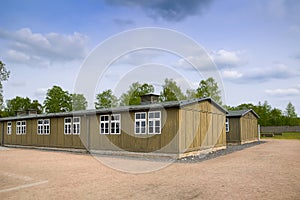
[[1, 139, 299, 200]]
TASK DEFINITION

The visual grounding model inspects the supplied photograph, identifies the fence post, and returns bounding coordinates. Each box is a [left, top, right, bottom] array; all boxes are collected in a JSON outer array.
[[258, 124, 260, 141]]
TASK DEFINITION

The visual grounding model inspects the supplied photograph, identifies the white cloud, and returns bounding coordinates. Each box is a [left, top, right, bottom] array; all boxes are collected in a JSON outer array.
[[211, 49, 244, 68], [0, 28, 89, 67], [222, 70, 243, 79], [6, 50, 30, 63], [174, 55, 214, 71], [265, 88, 299, 96], [174, 49, 244, 71]]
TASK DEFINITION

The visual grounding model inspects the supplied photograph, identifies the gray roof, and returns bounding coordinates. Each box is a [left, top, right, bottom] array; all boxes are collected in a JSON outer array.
[[227, 109, 260, 118], [0, 97, 227, 121]]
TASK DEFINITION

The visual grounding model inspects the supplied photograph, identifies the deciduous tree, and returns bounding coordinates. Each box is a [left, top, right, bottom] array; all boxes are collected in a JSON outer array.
[[95, 89, 118, 109], [71, 93, 87, 111], [44, 86, 72, 113], [0, 61, 10, 109], [120, 82, 154, 105], [160, 78, 186, 102]]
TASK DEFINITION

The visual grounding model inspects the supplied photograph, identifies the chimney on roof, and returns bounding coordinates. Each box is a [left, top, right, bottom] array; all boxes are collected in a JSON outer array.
[[140, 94, 160, 105], [15, 109, 37, 116]]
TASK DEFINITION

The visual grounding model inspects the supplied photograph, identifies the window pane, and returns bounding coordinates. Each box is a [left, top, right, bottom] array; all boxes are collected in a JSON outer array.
[[155, 121, 160, 127], [73, 117, 80, 123], [155, 112, 160, 118], [136, 113, 140, 119]]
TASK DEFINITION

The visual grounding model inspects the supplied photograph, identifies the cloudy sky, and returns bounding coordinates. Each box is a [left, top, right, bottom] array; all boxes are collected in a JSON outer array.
[[1, 0, 299, 114]]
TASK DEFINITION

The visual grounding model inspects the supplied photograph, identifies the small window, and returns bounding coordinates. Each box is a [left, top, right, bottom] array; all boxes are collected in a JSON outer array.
[[100, 115, 110, 134], [16, 121, 26, 135], [64, 117, 72, 135], [38, 119, 50, 135], [111, 114, 121, 134], [73, 117, 80, 135], [135, 112, 147, 134], [37, 120, 44, 135], [148, 111, 161, 134], [226, 118, 229, 132], [7, 122, 12, 135], [64, 117, 80, 135], [44, 119, 50, 135]]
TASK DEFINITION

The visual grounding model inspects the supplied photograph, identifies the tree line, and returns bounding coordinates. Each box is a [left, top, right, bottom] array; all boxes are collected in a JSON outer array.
[[0, 60, 298, 126], [225, 101, 299, 126]]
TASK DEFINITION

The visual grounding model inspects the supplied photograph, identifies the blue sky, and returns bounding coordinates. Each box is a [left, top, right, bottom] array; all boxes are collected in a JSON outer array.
[[0, 0, 299, 114]]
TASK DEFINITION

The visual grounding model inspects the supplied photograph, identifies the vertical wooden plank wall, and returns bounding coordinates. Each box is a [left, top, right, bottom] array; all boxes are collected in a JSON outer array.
[[240, 112, 258, 142], [179, 100, 226, 153]]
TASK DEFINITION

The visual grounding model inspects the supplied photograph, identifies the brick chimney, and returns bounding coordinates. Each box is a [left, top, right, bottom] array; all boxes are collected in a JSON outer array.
[[140, 94, 160, 105]]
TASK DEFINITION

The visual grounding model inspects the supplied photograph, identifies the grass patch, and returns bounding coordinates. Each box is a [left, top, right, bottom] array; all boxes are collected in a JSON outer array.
[[262, 132, 300, 140]]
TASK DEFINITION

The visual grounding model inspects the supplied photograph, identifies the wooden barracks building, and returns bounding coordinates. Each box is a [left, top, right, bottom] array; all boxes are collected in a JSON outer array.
[[0, 95, 259, 158]]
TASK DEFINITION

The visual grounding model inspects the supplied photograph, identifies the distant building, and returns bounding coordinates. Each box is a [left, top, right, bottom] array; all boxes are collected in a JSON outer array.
[[226, 109, 260, 144]]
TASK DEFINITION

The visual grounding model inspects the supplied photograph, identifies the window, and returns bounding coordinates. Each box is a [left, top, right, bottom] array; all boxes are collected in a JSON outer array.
[[100, 114, 121, 134], [44, 119, 50, 135], [38, 119, 50, 135], [64, 118, 72, 135], [16, 121, 26, 135], [148, 111, 161, 134], [7, 122, 12, 135], [226, 118, 229, 132], [135, 112, 147, 134], [73, 117, 80, 135], [111, 114, 121, 134], [100, 115, 109, 134], [64, 117, 80, 135]]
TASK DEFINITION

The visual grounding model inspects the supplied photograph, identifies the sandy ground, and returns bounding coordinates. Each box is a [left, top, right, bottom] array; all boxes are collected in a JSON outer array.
[[0, 139, 299, 200]]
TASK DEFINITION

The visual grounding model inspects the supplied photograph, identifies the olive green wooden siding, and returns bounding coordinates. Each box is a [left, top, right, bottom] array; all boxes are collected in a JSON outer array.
[[227, 112, 258, 144], [2, 117, 85, 148], [1, 99, 227, 156], [226, 118, 240, 143], [88, 108, 179, 153]]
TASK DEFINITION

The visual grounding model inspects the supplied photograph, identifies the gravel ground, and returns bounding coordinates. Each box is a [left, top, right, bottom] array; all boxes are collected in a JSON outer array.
[[178, 141, 265, 163], [1, 139, 299, 200]]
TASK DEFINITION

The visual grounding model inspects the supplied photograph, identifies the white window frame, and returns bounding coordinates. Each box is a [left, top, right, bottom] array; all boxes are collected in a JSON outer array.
[[21, 121, 26, 134], [100, 115, 110, 134], [64, 117, 72, 135], [135, 112, 147, 134], [38, 119, 50, 135], [148, 111, 161, 134], [44, 119, 50, 135], [37, 119, 44, 135], [111, 114, 121, 134], [7, 121, 12, 135], [73, 117, 80, 135], [64, 117, 80, 135], [16, 121, 26, 135], [226, 118, 229, 132], [16, 121, 21, 135]]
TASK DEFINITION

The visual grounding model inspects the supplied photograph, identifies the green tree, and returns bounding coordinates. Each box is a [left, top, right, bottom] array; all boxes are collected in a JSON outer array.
[[0, 61, 10, 109], [95, 89, 118, 109], [3, 96, 42, 117], [186, 89, 197, 99], [269, 108, 284, 126], [44, 86, 72, 113], [71, 93, 87, 111], [253, 101, 272, 126], [30, 100, 43, 114], [196, 77, 222, 104], [120, 82, 154, 105], [285, 102, 298, 125], [285, 102, 297, 118], [160, 78, 186, 102]]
